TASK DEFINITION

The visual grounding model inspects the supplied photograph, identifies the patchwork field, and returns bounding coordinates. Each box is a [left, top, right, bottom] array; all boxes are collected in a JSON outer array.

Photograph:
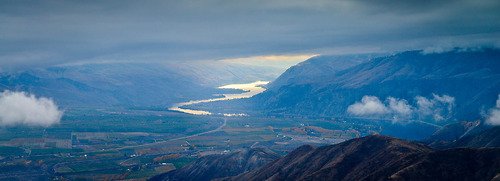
[[0, 108, 380, 180]]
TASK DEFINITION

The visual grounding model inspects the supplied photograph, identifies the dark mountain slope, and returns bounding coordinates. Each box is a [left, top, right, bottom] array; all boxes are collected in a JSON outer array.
[[364, 147, 500, 181], [149, 147, 281, 181], [425, 121, 481, 142], [231, 135, 434, 181], [267, 54, 372, 90], [445, 126, 500, 148], [230, 135, 500, 181], [254, 49, 500, 122], [423, 120, 494, 148]]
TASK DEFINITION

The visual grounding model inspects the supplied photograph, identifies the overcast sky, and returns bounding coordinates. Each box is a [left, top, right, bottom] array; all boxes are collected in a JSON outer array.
[[1, 0, 499, 71]]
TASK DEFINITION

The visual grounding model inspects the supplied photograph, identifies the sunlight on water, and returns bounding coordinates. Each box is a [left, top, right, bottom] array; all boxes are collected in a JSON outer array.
[[169, 81, 269, 116]]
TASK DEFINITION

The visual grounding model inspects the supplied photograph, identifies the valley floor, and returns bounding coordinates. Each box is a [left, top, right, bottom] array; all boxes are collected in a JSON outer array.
[[0, 107, 376, 180]]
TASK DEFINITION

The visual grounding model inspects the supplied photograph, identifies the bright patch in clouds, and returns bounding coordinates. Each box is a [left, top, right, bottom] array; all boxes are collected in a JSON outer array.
[[219, 54, 317, 70], [0, 91, 63, 127]]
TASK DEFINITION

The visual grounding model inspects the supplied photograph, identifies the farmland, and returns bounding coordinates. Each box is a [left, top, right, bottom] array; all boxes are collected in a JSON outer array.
[[0, 107, 379, 180]]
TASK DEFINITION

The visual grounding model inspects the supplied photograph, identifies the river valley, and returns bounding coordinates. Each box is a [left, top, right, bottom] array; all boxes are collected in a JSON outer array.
[[169, 81, 269, 116]]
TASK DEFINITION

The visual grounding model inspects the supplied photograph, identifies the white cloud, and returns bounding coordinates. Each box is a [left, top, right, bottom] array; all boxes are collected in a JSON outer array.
[[388, 97, 413, 116], [347, 96, 389, 115], [387, 97, 413, 122], [0, 91, 63, 127], [415, 96, 433, 116], [348, 94, 455, 123], [415, 94, 455, 121], [485, 94, 500, 125]]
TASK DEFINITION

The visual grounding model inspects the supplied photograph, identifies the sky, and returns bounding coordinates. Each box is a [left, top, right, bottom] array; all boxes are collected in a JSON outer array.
[[1, 0, 500, 71]]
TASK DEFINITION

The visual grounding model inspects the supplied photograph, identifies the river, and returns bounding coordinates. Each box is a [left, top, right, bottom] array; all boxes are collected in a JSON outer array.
[[169, 81, 269, 116]]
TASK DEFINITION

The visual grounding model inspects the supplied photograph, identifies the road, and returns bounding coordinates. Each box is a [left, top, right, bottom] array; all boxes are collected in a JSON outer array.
[[49, 118, 228, 177], [115, 118, 227, 151]]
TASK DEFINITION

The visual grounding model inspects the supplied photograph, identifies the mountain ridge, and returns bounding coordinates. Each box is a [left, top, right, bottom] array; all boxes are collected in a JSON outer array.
[[254, 49, 500, 123], [148, 147, 281, 181], [230, 135, 434, 181], [435, 125, 500, 148], [151, 134, 500, 181], [267, 54, 374, 91], [228, 134, 500, 181]]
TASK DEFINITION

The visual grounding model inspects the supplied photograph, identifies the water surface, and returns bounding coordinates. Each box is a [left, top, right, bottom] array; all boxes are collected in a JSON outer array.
[[169, 81, 269, 116]]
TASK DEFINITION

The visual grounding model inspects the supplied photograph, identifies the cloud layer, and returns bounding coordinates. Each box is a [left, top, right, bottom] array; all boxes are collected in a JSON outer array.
[[347, 94, 455, 123], [485, 95, 500, 125], [0, 91, 63, 127], [1, 0, 500, 71]]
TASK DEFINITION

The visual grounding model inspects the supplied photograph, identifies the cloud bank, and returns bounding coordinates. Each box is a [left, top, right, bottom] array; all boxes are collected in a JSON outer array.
[[485, 95, 500, 125], [1, 0, 499, 71], [347, 94, 455, 123], [0, 91, 63, 127]]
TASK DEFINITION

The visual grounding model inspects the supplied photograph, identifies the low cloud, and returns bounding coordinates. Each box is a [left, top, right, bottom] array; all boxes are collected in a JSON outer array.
[[387, 97, 414, 122], [348, 94, 455, 123], [415, 94, 455, 121], [0, 91, 63, 127], [485, 95, 500, 125], [347, 96, 389, 115]]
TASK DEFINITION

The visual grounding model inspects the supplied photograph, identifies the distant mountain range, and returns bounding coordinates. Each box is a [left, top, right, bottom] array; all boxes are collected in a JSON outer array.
[[0, 61, 281, 108], [150, 132, 500, 181], [253, 49, 500, 123]]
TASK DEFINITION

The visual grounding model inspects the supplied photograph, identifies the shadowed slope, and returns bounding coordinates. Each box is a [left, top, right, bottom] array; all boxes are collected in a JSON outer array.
[[149, 147, 281, 181], [447, 126, 500, 148], [232, 135, 434, 181], [231, 135, 500, 181]]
